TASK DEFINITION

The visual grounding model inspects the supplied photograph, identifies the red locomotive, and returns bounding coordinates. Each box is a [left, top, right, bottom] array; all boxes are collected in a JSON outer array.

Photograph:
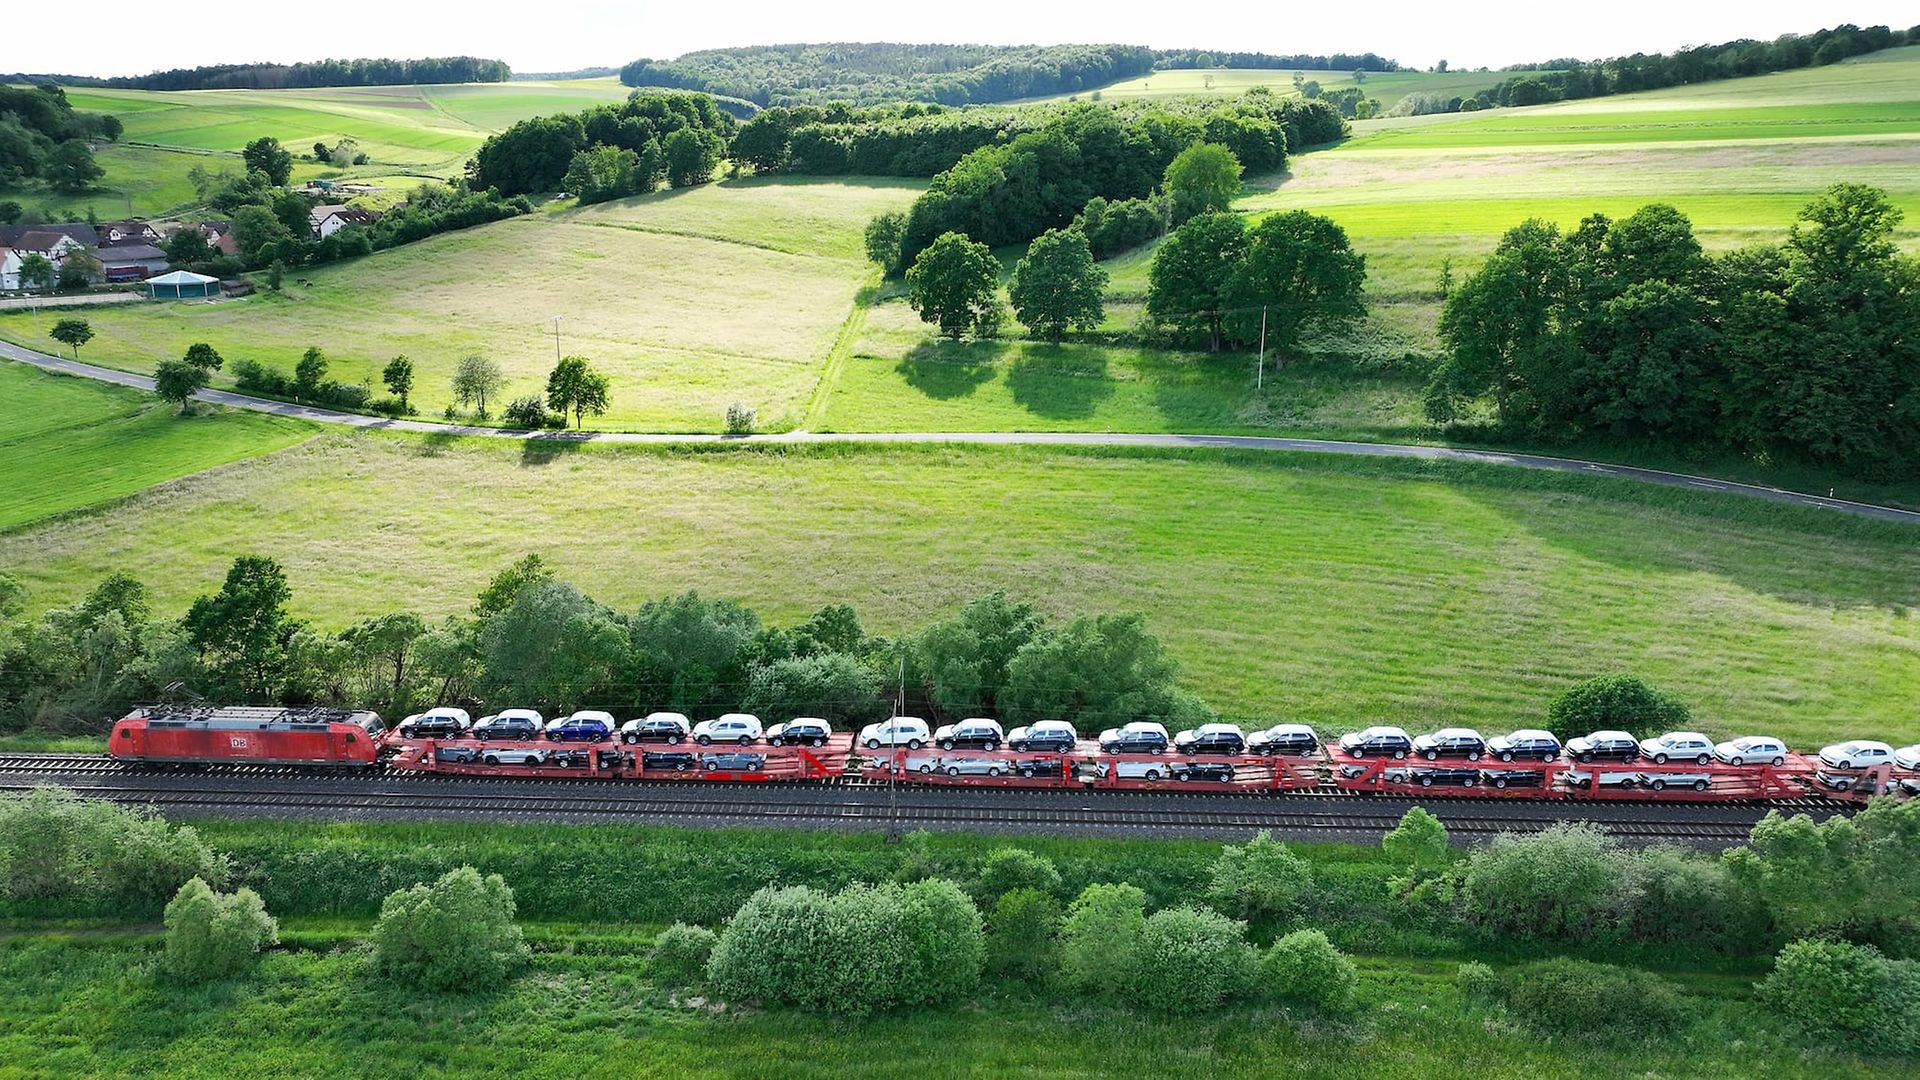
[[109, 705, 386, 767]]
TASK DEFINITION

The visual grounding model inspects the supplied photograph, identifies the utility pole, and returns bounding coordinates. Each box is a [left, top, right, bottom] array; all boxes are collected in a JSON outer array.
[[1256, 305, 1267, 390], [886, 653, 904, 842], [549, 315, 563, 365]]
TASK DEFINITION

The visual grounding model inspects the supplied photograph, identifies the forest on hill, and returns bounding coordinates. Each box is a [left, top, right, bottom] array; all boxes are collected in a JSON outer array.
[[4, 56, 512, 91], [618, 43, 1398, 106]]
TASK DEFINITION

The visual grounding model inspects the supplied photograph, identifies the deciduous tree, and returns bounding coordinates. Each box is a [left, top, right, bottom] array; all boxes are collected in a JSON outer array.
[[913, 591, 1044, 716], [18, 252, 54, 290], [1224, 210, 1367, 361], [1163, 142, 1242, 220], [382, 355, 414, 410], [44, 140, 103, 192], [1146, 211, 1246, 350], [48, 317, 93, 358], [153, 358, 209, 412], [241, 136, 293, 186], [451, 354, 504, 417], [1008, 226, 1106, 341], [183, 555, 302, 699], [293, 346, 328, 400], [905, 231, 1000, 339], [545, 355, 611, 428], [663, 127, 723, 187]]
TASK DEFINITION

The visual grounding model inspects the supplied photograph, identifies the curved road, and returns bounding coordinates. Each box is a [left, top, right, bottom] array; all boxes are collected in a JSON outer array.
[[7, 339, 1917, 525]]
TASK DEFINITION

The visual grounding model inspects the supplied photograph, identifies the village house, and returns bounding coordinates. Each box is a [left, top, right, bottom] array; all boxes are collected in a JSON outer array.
[[309, 204, 377, 239], [0, 227, 90, 265], [0, 222, 99, 250], [98, 242, 170, 282], [96, 220, 164, 247]]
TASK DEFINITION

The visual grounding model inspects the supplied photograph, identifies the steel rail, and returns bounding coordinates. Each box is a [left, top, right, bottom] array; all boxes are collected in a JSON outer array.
[[0, 753, 1844, 844]]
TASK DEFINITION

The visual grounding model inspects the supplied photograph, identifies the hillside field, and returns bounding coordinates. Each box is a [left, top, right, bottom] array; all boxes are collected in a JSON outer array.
[[1024, 67, 1504, 111], [827, 50, 1920, 481], [0, 78, 637, 218], [1, 428, 1914, 749], [0, 178, 923, 431], [0, 361, 311, 530]]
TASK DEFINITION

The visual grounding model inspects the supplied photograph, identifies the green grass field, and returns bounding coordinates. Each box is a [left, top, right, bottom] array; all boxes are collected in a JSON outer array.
[[825, 49, 1920, 474], [1025, 67, 1505, 113], [824, 299, 1428, 438], [1, 819, 1911, 1080], [0, 78, 638, 218], [0, 361, 312, 531], [1, 431, 1914, 748], [10, 932, 1910, 1080], [0, 178, 922, 432]]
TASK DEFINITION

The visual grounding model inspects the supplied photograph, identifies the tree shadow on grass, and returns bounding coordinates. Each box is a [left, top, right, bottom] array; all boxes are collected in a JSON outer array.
[[412, 430, 464, 457], [894, 338, 1003, 400], [520, 434, 589, 466], [1005, 344, 1116, 420]]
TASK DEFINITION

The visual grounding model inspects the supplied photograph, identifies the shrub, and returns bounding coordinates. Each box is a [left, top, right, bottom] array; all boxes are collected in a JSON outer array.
[[1503, 958, 1686, 1038], [1624, 845, 1757, 950], [707, 885, 832, 1007], [1129, 906, 1258, 1014], [708, 880, 983, 1015], [975, 847, 1062, 903], [319, 382, 371, 411], [725, 401, 756, 434], [1461, 822, 1630, 941], [0, 787, 227, 909], [986, 887, 1061, 983], [1761, 939, 1920, 1052], [163, 877, 278, 983], [1060, 882, 1147, 997], [1546, 674, 1690, 741], [369, 866, 527, 991], [1074, 194, 1167, 259], [1204, 831, 1311, 921], [898, 877, 985, 1006], [230, 357, 291, 395], [503, 396, 549, 429], [649, 922, 717, 985], [1261, 928, 1358, 1012], [1454, 960, 1499, 1006]]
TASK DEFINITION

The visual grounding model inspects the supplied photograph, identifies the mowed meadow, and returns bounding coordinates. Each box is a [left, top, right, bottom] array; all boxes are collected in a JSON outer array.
[[0, 178, 923, 431], [2, 429, 1915, 748], [0, 363, 311, 530]]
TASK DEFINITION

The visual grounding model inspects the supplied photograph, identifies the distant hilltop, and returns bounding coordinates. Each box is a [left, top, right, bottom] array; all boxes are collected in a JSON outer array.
[[3, 56, 512, 91], [618, 43, 1399, 107]]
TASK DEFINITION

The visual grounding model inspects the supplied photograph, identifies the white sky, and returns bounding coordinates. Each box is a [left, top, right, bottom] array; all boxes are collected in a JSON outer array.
[[13, 1, 1918, 78]]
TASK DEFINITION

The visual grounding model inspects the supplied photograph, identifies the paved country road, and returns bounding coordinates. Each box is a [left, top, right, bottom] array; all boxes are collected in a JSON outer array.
[[6, 339, 1917, 526]]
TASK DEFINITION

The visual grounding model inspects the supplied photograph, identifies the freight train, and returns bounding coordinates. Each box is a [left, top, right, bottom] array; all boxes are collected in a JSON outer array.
[[106, 705, 1920, 803]]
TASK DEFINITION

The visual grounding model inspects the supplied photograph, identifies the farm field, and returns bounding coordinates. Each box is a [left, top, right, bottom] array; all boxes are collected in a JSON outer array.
[[0, 78, 638, 218], [836, 50, 1920, 464], [0, 178, 923, 431], [1, 432, 1915, 748], [0, 361, 312, 531], [1025, 67, 1504, 112], [1, 143, 337, 222]]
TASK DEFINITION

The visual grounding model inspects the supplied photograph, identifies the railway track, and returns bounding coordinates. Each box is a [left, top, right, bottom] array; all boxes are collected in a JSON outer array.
[[0, 753, 1847, 844]]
